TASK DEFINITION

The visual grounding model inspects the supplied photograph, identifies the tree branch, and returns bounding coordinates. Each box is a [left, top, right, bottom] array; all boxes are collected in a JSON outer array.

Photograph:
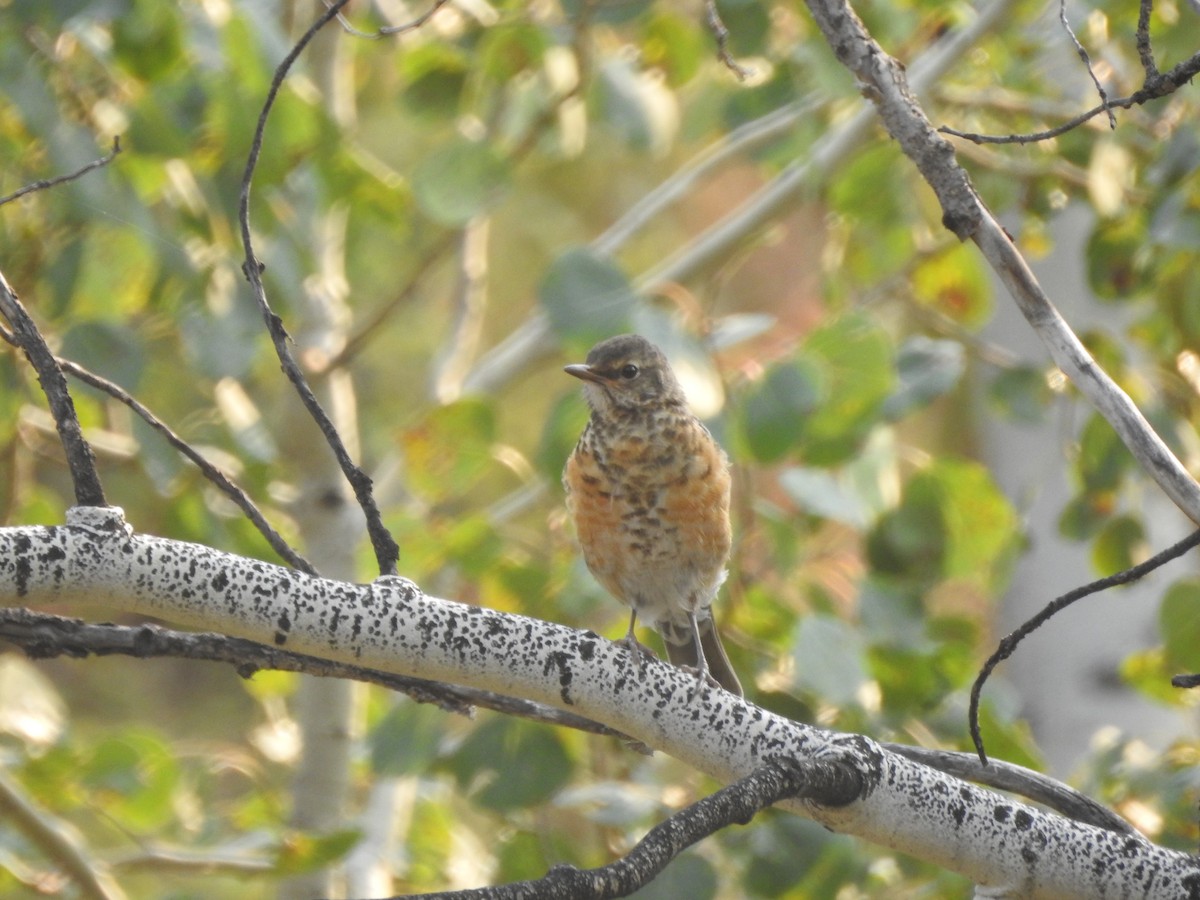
[[0, 272, 106, 507], [0, 607, 633, 744], [390, 757, 860, 900], [968, 527, 1200, 764], [802, 0, 1200, 526], [237, 0, 399, 576], [0, 136, 121, 207], [3, 509, 1194, 898]]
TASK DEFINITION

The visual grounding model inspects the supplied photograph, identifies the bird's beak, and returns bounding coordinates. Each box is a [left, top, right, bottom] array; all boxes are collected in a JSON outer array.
[[564, 363, 606, 385]]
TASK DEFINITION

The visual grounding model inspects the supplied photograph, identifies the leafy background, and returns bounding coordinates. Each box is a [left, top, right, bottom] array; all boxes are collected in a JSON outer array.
[[2, 0, 1199, 896]]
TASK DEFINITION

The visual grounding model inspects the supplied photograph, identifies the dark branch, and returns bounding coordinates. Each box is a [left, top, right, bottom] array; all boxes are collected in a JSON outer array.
[[0, 608, 633, 742], [704, 0, 753, 81], [1135, 0, 1158, 79], [939, 48, 1200, 145], [386, 757, 862, 900], [53, 356, 316, 575], [0, 276, 106, 507], [0, 136, 122, 207], [237, 0, 400, 576], [969, 527, 1200, 765], [1058, 0, 1116, 130]]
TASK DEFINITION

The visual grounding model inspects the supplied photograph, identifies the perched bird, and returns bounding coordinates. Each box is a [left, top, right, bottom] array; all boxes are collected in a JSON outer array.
[[562, 334, 742, 696]]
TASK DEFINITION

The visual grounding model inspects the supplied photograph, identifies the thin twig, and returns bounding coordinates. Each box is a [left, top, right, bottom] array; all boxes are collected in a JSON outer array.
[[378, 0, 455, 35], [237, 0, 400, 576], [940, 46, 1200, 145], [1058, 0, 1116, 129], [704, 0, 753, 81], [969, 528, 1200, 765], [0, 136, 122, 207], [52, 354, 316, 574], [322, 0, 454, 38]]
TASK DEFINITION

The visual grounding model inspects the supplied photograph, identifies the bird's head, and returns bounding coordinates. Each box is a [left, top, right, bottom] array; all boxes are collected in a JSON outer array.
[[564, 334, 686, 415]]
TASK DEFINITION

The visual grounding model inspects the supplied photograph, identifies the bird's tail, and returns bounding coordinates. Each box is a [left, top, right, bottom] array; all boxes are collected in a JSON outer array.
[[659, 614, 743, 697]]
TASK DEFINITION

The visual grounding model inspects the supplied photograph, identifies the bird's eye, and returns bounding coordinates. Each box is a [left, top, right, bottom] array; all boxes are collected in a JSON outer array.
[[620, 364, 639, 380]]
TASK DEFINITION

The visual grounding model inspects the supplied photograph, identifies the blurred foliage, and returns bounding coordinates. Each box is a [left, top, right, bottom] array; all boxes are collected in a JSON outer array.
[[1, 0, 1199, 896]]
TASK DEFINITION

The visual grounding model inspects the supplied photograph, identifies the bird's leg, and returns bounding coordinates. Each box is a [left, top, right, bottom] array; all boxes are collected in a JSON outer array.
[[685, 611, 721, 695], [619, 608, 657, 674]]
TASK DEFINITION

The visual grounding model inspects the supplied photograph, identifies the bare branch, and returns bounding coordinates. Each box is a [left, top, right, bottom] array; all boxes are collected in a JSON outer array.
[[1136, 0, 1158, 78], [1058, 0, 1116, 129], [393, 758, 861, 900], [237, 0, 400, 576], [704, 0, 753, 81], [968, 528, 1200, 764], [49, 356, 316, 574], [802, 0, 1200, 525], [0, 136, 121, 207], [0, 274, 106, 507]]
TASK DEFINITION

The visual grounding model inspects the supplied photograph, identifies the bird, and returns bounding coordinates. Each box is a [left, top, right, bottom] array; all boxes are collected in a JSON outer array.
[[562, 333, 743, 696]]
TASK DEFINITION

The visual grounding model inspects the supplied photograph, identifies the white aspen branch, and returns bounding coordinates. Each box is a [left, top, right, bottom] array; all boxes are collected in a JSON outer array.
[[2, 507, 1196, 899]]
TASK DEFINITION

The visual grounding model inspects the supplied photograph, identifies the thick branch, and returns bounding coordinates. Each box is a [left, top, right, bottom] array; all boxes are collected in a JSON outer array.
[[2, 510, 1195, 898], [0, 607, 632, 743]]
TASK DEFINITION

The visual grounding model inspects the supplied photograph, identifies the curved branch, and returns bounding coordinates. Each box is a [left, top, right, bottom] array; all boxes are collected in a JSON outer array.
[[236, 0, 400, 576], [0, 136, 121, 207]]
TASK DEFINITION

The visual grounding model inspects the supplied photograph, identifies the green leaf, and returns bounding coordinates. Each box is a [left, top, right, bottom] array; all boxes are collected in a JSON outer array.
[[369, 702, 446, 776], [777, 466, 871, 528], [1077, 414, 1131, 493], [1159, 579, 1200, 671], [598, 58, 679, 155], [448, 719, 573, 811], [400, 399, 497, 503], [988, 366, 1053, 423], [868, 459, 1018, 591], [1058, 492, 1113, 540], [911, 243, 992, 329], [799, 315, 894, 465], [1087, 215, 1150, 299], [791, 615, 870, 706], [273, 828, 361, 875], [738, 359, 822, 463], [538, 247, 637, 345], [413, 137, 510, 225], [537, 392, 591, 481], [1091, 514, 1147, 576], [883, 336, 965, 419]]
